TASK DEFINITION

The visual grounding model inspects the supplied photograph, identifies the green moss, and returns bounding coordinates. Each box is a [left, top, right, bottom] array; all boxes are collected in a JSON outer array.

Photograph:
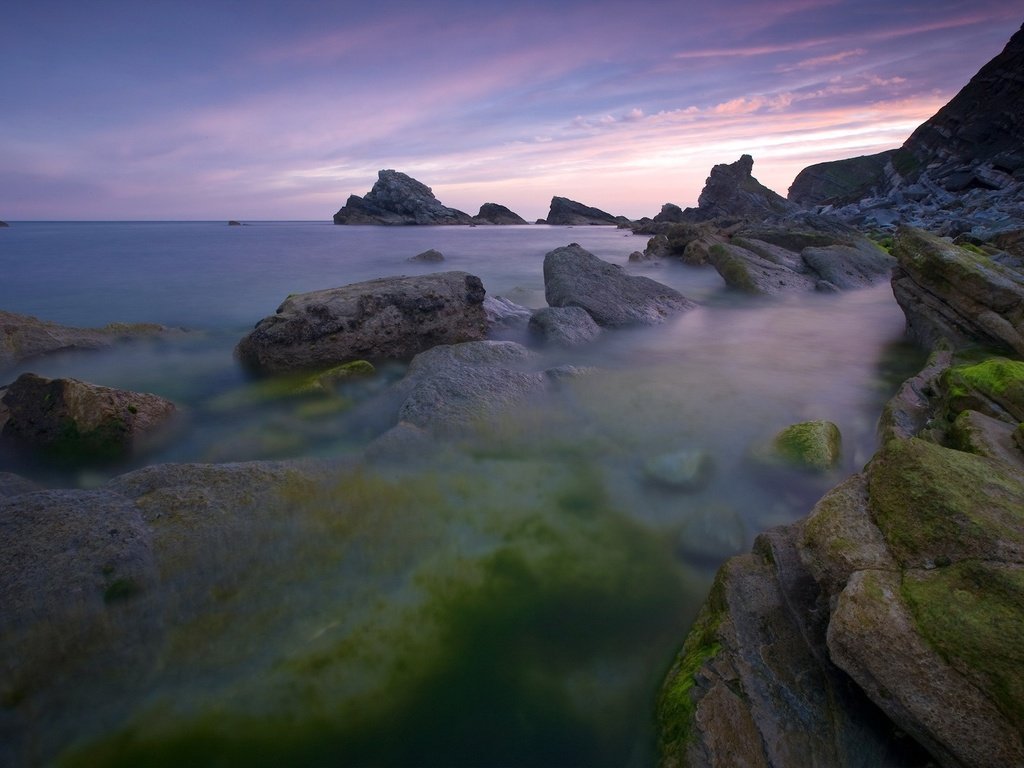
[[943, 358, 1024, 422], [709, 244, 759, 294], [902, 561, 1024, 725], [657, 570, 726, 756], [868, 438, 1024, 566], [772, 420, 842, 471]]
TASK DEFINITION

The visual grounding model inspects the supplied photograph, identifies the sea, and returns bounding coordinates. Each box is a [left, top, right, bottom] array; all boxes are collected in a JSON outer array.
[[0, 221, 924, 766]]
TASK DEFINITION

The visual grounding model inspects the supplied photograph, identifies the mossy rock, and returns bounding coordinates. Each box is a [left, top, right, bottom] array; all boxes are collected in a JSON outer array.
[[867, 437, 1024, 568], [771, 420, 842, 471], [708, 244, 758, 293], [943, 357, 1024, 423]]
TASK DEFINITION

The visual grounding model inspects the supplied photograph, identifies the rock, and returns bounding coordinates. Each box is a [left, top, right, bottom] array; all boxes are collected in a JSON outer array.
[[771, 420, 842, 472], [543, 243, 695, 326], [708, 243, 817, 295], [235, 271, 488, 373], [787, 150, 895, 207], [878, 347, 951, 442], [653, 203, 685, 223], [0, 471, 42, 498], [409, 248, 445, 263], [228, 220, 241, 226], [0, 373, 177, 461], [528, 306, 601, 347], [694, 155, 798, 219], [0, 310, 179, 370], [674, 504, 747, 565], [332, 170, 474, 225], [890, 226, 1024, 355], [643, 449, 715, 492], [483, 295, 532, 331], [948, 409, 1024, 470], [393, 341, 547, 433], [799, 242, 894, 290], [0, 221, 8, 227], [544, 196, 625, 226], [472, 203, 527, 225], [941, 357, 1024, 424]]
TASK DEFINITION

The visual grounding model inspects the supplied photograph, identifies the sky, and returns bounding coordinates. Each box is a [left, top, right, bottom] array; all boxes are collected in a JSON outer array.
[[2, 1, 1021, 221]]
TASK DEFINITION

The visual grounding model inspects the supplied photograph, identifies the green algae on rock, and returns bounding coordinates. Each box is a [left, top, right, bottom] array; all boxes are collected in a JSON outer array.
[[771, 420, 842, 471]]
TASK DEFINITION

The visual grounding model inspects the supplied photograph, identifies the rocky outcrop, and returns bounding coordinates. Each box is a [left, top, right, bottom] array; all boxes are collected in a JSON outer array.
[[694, 155, 798, 219], [528, 306, 602, 346], [890, 226, 1024, 355], [658, 346, 1024, 767], [653, 203, 685, 223], [472, 203, 528, 225], [332, 170, 474, 225], [236, 271, 488, 373], [0, 310, 178, 370], [0, 373, 177, 461], [409, 248, 444, 263], [543, 243, 696, 326], [788, 151, 896, 207], [544, 197, 627, 226]]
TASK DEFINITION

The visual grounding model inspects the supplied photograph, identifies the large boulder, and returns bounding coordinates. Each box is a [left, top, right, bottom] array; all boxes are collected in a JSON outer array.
[[543, 243, 695, 326], [694, 155, 798, 219], [528, 306, 601, 347], [0, 310, 177, 370], [544, 197, 626, 226], [0, 373, 177, 461], [890, 226, 1024, 354], [472, 203, 528, 225], [236, 271, 488, 373], [332, 170, 474, 225]]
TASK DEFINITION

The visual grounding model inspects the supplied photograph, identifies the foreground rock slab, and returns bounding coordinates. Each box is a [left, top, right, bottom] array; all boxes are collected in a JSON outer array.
[[236, 271, 488, 373], [544, 244, 695, 326]]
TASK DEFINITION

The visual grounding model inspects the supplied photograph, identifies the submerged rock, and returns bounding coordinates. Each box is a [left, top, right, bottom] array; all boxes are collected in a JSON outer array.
[[543, 243, 695, 326], [0, 373, 177, 461], [0, 310, 179, 370], [236, 271, 488, 373], [333, 170, 474, 225], [643, 449, 715, 492], [771, 420, 842, 471]]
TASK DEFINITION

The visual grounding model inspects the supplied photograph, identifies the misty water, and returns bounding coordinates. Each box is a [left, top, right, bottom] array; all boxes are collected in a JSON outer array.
[[0, 222, 924, 766]]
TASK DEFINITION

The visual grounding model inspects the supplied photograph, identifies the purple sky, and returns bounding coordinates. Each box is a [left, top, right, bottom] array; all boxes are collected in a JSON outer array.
[[2, 1, 1021, 221]]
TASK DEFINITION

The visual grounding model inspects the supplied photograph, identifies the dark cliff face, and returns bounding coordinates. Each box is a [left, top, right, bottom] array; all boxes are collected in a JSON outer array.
[[900, 23, 1024, 187], [695, 154, 797, 218], [788, 23, 1024, 206]]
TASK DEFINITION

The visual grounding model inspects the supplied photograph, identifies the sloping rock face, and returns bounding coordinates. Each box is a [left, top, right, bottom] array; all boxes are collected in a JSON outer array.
[[695, 155, 798, 219], [236, 271, 488, 373], [1, 373, 177, 461], [528, 306, 601, 347], [788, 150, 895, 207], [333, 170, 474, 225], [658, 343, 1024, 766], [890, 226, 1024, 355], [0, 310, 176, 370], [473, 203, 527, 225], [543, 243, 695, 326], [544, 197, 624, 226]]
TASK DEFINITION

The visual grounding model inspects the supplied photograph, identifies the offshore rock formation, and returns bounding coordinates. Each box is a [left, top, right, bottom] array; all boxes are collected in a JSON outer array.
[[333, 170, 474, 225], [543, 243, 695, 326], [694, 155, 798, 219], [236, 271, 488, 373], [0, 310, 178, 370], [543, 196, 627, 226], [472, 203, 528, 225], [788, 24, 1024, 238]]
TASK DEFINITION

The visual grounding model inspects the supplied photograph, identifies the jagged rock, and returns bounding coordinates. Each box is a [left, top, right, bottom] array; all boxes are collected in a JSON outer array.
[[0, 373, 177, 461], [528, 306, 601, 346], [409, 248, 445, 263], [890, 226, 1024, 355], [543, 243, 695, 326], [788, 151, 896, 206], [332, 170, 474, 225], [472, 203, 527, 225], [236, 271, 488, 373], [544, 197, 626, 226], [0, 310, 178, 370], [653, 203, 685, 223], [694, 155, 798, 219], [799, 242, 894, 289]]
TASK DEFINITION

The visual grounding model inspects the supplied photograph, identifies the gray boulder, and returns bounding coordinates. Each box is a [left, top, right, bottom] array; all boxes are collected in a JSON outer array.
[[1, 373, 177, 461], [0, 310, 178, 370], [890, 226, 1024, 354], [800, 242, 894, 289], [528, 306, 601, 347], [472, 203, 528, 225], [708, 243, 817, 294], [483, 295, 532, 331], [544, 197, 626, 226], [543, 243, 695, 326], [409, 248, 445, 263], [332, 170, 473, 225], [236, 271, 488, 373]]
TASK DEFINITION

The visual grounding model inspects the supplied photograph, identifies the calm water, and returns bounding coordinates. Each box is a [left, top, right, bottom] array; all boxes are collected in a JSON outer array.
[[0, 222, 922, 766]]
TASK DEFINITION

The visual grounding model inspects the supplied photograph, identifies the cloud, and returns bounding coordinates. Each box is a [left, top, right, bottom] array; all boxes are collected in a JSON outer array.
[[776, 48, 866, 72]]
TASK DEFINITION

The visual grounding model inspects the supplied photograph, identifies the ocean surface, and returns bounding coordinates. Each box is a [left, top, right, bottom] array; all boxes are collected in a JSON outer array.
[[0, 222, 923, 766]]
